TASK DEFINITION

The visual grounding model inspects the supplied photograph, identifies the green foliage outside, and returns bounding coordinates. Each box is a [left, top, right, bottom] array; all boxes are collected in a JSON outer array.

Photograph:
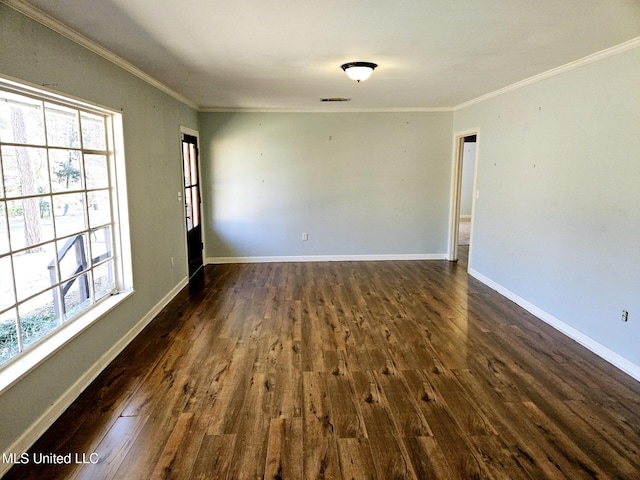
[[0, 308, 58, 366]]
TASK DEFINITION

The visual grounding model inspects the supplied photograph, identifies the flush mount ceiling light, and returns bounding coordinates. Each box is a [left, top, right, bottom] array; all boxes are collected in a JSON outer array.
[[340, 61, 377, 82]]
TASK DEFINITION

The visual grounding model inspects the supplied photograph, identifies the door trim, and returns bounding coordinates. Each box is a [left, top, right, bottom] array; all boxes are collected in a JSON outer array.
[[180, 126, 204, 280], [448, 128, 479, 265]]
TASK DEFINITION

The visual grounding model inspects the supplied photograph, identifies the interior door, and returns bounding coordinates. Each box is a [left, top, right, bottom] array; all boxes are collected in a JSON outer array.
[[182, 133, 203, 284]]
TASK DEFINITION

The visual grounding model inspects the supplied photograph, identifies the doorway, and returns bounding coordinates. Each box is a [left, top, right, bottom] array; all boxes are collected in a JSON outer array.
[[181, 130, 204, 286], [449, 131, 478, 267]]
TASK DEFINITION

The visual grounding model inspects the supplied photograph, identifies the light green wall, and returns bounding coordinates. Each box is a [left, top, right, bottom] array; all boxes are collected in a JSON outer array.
[[0, 4, 198, 454], [198, 111, 453, 259], [454, 46, 640, 367]]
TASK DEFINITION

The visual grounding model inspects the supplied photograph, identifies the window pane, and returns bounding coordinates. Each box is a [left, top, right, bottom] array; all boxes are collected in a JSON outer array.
[[85, 154, 109, 189], [53, 192, 86, 237], [0, 202, 9, 254], [80, 112, 106, 151], [62, 272, 91, 322], [7, 197, 54, 251], [183, 142, 191, 186], [0, 256, 15, 310], [50, 149, 82, 192], [88, 190, 111, 227], [18, 289, 59, 349], [185, 186, 193, 230], [2, 146, 49, 197], [90, 226, 112, 265], [39, 195, 53, 223], [0, 309, 20, 366], [191, 186, 200, 228], [45, 103, 80, 148], [57, 234, 89, 283], [14, 241, 57, 301], [0, 91, 45, 145], [189, 144, 198, 186], [93, 261, 114, 301]]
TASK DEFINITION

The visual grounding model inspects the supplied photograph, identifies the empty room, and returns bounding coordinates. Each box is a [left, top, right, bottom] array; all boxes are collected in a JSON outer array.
[[1, 1, 639, 478]]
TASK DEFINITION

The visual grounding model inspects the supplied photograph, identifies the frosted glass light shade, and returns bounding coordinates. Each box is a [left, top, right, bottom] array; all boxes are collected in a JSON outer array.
[[341, 62, 377, 82]]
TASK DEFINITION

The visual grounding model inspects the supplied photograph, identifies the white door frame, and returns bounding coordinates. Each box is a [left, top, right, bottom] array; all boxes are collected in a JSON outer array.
[[448, 128, 479, 265], [179, 125, 204, 274]]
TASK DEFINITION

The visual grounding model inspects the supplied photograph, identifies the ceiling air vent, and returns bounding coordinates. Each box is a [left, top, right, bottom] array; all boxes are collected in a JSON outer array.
[[321, 98, 351, 102]]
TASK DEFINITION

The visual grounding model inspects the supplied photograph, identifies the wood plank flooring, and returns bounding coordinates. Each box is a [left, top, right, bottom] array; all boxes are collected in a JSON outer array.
[[4, 250, 640, 479]]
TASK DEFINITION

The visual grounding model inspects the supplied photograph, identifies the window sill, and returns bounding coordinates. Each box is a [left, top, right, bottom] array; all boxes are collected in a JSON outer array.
[[0, 289, 134, 394]]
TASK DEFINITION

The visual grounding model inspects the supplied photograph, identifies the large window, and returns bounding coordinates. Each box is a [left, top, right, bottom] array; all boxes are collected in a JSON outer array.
[[0, 78, 130, 369]]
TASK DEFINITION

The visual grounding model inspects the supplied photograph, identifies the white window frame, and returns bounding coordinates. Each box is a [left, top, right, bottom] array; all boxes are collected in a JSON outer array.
[[0, 75, 133, 392]]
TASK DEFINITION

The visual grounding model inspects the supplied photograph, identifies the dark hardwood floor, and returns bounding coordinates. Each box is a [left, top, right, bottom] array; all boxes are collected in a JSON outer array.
[[5, 249, 640, 479]]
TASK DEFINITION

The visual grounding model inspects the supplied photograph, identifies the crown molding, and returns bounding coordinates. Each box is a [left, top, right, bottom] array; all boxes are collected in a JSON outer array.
[[199, 106, 454, 113], [2, 0, 198, 110], [455, 36, 640, 111]]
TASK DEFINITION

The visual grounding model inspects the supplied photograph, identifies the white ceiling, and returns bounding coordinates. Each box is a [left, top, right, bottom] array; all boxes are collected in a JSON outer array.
[[12, 0, 640, 110]]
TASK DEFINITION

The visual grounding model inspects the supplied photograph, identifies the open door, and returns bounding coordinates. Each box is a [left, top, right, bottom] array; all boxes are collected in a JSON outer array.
[[182, 131, 204, 286]]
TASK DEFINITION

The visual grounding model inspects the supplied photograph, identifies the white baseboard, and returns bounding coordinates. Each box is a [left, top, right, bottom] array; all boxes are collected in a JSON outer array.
[[0, 277, 188, 478], [207, 253, 447, 264], [468, 268, 640, 383]]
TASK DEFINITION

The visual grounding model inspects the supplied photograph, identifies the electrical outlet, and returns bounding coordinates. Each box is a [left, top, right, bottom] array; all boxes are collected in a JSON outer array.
[[622, 310, 629, 322]]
